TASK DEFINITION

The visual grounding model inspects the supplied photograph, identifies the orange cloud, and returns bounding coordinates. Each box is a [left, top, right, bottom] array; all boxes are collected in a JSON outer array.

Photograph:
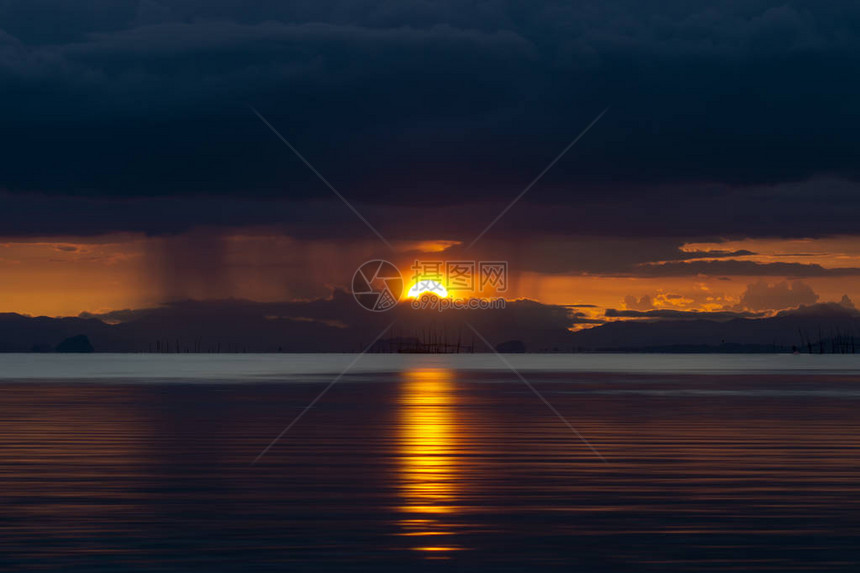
[[1, 231, 859, 322]]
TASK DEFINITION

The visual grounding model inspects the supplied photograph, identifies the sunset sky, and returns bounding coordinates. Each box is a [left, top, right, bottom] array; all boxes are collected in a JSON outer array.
[[1, 1, 859, 326]]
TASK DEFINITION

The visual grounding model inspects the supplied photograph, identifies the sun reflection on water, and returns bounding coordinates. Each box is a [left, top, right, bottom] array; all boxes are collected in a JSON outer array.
[[397, 368, 464, 556]]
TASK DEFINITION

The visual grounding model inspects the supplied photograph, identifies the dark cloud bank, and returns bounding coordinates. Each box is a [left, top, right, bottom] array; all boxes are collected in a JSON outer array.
[[3, 292, 859, 353], [1, 1, 859, 241]]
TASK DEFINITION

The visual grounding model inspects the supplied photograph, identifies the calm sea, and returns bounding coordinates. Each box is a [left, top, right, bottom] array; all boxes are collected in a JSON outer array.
[[1, 354, 859, 571]]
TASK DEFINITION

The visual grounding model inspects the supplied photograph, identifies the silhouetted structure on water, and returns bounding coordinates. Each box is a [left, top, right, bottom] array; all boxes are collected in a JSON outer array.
[[370, 327, 474, 353]]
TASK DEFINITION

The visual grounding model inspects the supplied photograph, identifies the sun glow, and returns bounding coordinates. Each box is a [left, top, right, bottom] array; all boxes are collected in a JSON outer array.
[[406, 280, 449, 299]]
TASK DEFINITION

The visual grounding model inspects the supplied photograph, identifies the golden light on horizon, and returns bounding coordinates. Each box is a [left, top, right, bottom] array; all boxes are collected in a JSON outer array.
[[2, 231, 860, 319]]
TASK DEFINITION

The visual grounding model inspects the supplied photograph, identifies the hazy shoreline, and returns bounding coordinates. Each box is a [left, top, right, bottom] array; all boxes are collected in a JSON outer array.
[[2, 353, 860, 381]]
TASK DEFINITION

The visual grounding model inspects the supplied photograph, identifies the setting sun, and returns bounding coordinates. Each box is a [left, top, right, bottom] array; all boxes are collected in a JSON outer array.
[[406, 280, 449, 299]]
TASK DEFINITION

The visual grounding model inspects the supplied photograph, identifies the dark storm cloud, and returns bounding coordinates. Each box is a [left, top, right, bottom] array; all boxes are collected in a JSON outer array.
[[481, 178, 860, 241], [1, 1, 859, 239], [0, 182, 846, 240], [0, 192, 364, 237], [632, 259, 860, 278], [471, 237, 759, 275]]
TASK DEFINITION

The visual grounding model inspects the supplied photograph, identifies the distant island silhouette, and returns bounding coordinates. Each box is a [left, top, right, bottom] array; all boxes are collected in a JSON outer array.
[[55, 335, 95, 353]]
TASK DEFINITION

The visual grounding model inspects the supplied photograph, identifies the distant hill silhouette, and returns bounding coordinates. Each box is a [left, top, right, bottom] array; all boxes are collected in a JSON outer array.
[[0, 295, 858, 353], [568, 303, 860, 353]]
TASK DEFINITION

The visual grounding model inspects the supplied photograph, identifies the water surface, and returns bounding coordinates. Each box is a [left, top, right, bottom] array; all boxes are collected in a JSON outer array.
[[1, 355, 859, 571]]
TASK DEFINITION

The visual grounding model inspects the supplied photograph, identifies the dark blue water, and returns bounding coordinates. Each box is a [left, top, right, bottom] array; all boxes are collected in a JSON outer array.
[[1, 362, 859, 571]]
